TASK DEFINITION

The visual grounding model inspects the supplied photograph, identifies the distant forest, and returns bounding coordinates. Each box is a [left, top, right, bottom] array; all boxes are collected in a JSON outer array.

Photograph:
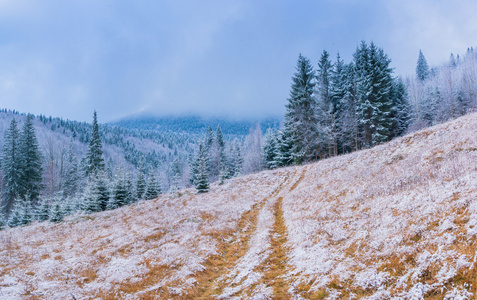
[[1, 41, 476, 229]]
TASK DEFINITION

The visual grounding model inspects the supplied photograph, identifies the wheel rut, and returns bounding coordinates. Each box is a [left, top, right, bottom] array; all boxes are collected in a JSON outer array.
[[184, 170, 296, 299]]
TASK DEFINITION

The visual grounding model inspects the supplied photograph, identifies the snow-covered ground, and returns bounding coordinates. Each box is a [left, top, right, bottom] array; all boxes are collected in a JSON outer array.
[[1, 113, 477, 299]]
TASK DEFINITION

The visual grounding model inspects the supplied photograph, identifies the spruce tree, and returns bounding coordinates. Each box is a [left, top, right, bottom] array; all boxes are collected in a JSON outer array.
[[194, 140, 209, 193], [82, 177, 100, 213], [263, 128, 279, 169], [108, 168, 128, 209], [36, 198, 51, 222], [125, 173, 134, 204], [169, 157, 182, 191], [49, 198, 64, 223], [7, 199, 23, 227], [95, 171, 110, 211], [1, 119, 22, 213], [136, 169, 146, 200], [282, 54, 318, 164], [19, 114, 43, 203], [390, 77, 411, 137], [416, 50, 430, 81], [354, 42, 393, 147], [85, 111, 105, 177], [145, 172, 160, 199], [0, 212, 5, 230], [62, 142, 80, 197]]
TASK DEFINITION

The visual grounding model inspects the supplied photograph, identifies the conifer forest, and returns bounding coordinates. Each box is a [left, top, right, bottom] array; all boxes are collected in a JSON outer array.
[[0, 43, 476, 229]]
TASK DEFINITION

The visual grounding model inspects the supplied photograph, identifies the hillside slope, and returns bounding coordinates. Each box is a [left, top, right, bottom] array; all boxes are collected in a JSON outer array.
[[1, 113, 477, 299]]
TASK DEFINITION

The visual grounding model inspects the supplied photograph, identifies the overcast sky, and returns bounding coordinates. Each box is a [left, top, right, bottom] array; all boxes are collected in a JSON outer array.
[[1, 0, 476, 122]]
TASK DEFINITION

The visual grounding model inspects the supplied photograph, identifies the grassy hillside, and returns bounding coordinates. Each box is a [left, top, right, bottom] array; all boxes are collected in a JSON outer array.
[[1, 113, 477, 299]]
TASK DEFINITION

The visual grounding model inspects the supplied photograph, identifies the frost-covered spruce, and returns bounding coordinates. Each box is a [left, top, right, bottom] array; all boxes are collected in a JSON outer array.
[[49, 200, 64, 223], [95, 171, 111, 211], [36, 198, 51, 222], [8, 197, 33, 227], [194, 140, 209, 193], [18, 114, 43, 202], [136, 169, 146, 200], [81, 177, 101, 213], [85, 111, 105, 177], [108, 169, 128, 209], [282, 54, 317, 164], [1, 118, 22, 213], [145, 172, 161, 200], [0, 212, 6, 230]]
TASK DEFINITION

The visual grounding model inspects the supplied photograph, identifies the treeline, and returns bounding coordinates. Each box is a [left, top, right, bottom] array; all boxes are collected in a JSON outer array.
[[407, 48, 477, 130], [262, 41, 410, 167], [261, 42, 477, 169]]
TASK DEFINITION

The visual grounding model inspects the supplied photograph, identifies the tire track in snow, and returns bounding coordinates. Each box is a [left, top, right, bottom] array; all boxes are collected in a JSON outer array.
[[185, 170, 294, 299]]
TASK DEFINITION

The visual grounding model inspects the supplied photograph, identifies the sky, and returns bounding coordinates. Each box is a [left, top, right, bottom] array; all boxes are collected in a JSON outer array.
[[0, 0, 476, 123]]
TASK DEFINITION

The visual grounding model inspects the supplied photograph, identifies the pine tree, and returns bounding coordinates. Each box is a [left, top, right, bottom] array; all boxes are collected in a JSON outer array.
[[81, 177, 100, 213], [62, 142, 80, 197], [283, 54, 318, 164], [36, 198, 51, 222], [8, 196, 33, 227], [124, 173, 134, 204], [145, 172, 160, 199], [49, 197, 64, 223], [108, 168, 128, 209], [7, 199, 23, 227], [0, 212, 6, 230], [85, 111, 105, 177], [19, 114, 43, 203], [169, 157, 182, 192], [95, 171, 110, 211], [136, 168, 146, 200], [194, 140, 209, 193], [317, 50, 339, 157], [355, 42, 394, 147], [263, 128, 279, 169], [1, 119, 22, 213], [416, 50, 430, 81], [390, 77, 411, 137]]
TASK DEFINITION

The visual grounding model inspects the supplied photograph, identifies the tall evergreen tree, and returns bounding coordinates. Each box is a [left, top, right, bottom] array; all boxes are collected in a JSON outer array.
[[194, 140, 209, 193], [18, 114, 43, 203], [62, 142, 80, 197], [263, 128, 279, 169], [354, 42, 394, 147], [0, 212, 5, 230], [136, 168, 146, 200], [390, 77, 411, 137], [282, 54, 318, 164], [1, 119, 22, 213], [85, 111, 105, 176], [416, 50, 430, 81]]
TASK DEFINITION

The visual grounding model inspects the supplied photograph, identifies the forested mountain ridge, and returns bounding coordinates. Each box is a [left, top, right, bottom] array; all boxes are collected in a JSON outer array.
[[1, 111, 476, 299], [111, 114, 281, 136]]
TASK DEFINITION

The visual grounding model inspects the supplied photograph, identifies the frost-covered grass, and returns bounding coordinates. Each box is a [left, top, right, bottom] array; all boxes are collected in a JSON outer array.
[[283, 113, 477, 299], [2, 113, 477, 299], [0, 169, 289, 299]]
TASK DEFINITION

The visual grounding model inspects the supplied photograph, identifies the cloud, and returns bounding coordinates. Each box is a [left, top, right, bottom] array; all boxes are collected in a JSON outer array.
[[0, 1, 476, 122]]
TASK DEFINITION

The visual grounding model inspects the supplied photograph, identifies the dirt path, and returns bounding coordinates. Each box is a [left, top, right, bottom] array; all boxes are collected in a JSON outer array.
[[260, 167, 308, 299], [183, 170, 295, 299]]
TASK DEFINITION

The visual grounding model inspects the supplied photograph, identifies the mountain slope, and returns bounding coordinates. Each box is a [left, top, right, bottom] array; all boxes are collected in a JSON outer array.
[[1, 113, 477, 299]]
